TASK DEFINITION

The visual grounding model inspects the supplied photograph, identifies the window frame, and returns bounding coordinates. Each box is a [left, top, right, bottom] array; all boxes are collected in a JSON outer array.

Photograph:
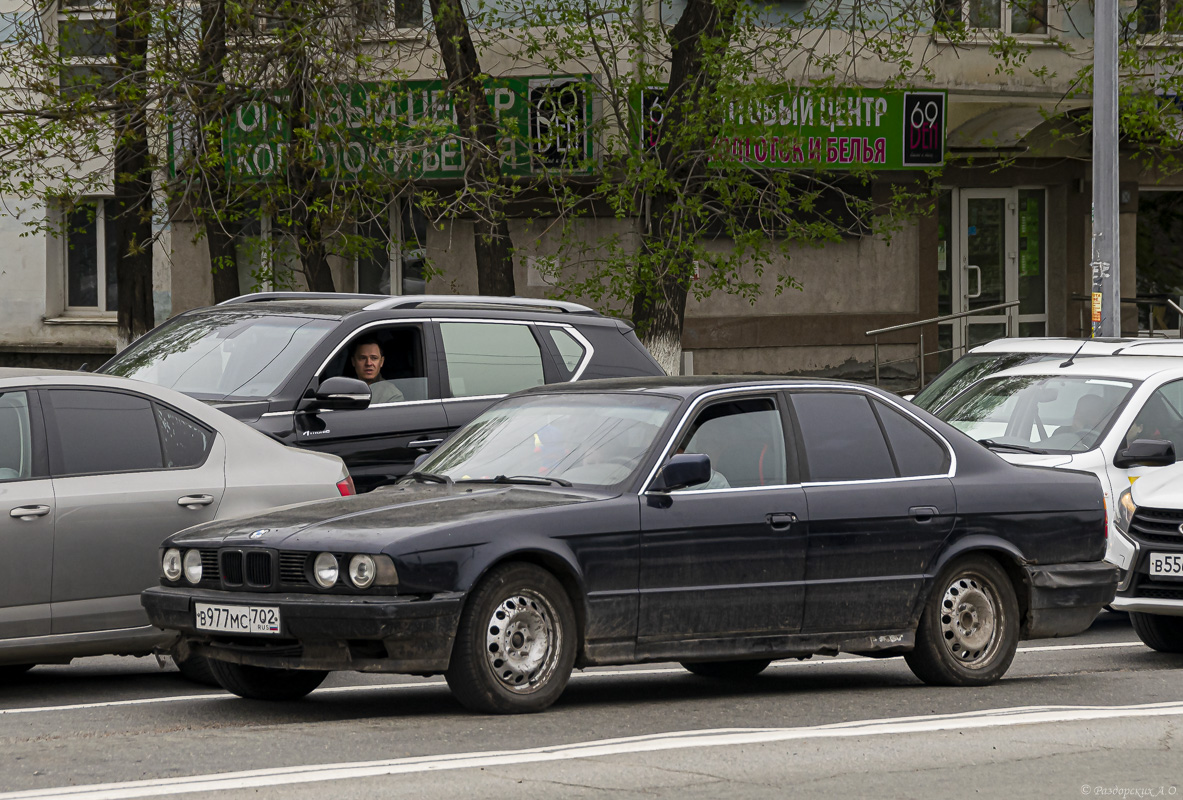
[[313, 321, 434, 408], [55, 0, 117, 98], [61, 197, 117, 315], [936, 0, 1050, 37], [435, 319, 551, 400]]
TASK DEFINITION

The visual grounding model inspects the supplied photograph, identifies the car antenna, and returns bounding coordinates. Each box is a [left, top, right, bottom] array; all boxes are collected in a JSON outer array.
[[1060, 341, 1087, 368]]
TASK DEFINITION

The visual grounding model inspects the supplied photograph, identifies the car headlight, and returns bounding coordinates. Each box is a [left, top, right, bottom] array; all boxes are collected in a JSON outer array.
[[349, 554, 376, 588], [162, 549, 182, 582], [182, 549, 202, 584], [1116, 487, 1137, 533], [314, 552, 339, 588]]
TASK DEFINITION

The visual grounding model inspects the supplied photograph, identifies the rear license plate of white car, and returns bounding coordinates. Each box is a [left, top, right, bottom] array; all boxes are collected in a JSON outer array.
[[1148, 553, 1183, 578], [194, 603, 281, 635]]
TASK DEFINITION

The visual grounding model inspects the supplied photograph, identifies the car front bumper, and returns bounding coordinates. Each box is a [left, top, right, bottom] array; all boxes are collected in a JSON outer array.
[[1022, 561, 1120, 639], [141, 586, 464, 673]]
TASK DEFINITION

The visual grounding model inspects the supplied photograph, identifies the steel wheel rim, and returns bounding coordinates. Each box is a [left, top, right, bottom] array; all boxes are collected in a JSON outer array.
[[484, 589, 562, 694], [937, 572, 1003, 668]]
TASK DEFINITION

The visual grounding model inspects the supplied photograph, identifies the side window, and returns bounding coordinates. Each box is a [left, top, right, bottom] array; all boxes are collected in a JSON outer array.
[[1125, 379, 1183, 459], [873, 401, 951, 477], [440, 322, 545, 398], [47, 389, 163, 475], [155, 405, 215, 468], [676, 397, 788, 489], [329, 325, 428, 405], [546, 328, 587, 379], [0, 391, 34, 481], [792, 392, 895, 482]]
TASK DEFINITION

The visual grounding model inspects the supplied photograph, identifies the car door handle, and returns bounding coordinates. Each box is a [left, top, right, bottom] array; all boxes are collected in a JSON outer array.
[[178, 494, 215, 509], [409, 438, 444, 449], [767, 512, 797, 531], [910, 506, 939, 522], [9, 505, 50, 520]]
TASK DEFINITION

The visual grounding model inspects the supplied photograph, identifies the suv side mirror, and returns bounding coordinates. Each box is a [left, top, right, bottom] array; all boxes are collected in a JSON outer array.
[[650, 453, 712, 492], [1114, 438, 1176, 469], [311, 377, 371, 410]]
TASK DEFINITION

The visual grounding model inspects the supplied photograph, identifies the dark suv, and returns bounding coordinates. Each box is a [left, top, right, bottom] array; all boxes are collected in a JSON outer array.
[[100, 293, 664, 490]]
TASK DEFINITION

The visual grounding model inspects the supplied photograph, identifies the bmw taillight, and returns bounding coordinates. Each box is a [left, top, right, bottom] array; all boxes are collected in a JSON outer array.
[[337, 476, 356, 497]]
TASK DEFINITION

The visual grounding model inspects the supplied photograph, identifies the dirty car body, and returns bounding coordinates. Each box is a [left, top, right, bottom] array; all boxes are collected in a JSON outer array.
[[142, 378, 1118, 713]]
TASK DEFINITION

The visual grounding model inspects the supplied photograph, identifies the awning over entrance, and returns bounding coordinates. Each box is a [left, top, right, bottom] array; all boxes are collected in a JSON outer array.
[[946, 105, 1050, 151]]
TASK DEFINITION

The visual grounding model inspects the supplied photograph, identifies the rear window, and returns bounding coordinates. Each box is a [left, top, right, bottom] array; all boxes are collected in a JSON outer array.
[[101, 312, 336, 401]]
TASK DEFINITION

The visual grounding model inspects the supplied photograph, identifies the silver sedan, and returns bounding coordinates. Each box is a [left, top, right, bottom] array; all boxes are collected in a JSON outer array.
[[0, 368, 352, 682]]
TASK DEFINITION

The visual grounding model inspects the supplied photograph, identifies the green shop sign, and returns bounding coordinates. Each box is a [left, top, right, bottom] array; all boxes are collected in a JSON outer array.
[[639, 86, 945, 170], [222, 76, 595, 182]]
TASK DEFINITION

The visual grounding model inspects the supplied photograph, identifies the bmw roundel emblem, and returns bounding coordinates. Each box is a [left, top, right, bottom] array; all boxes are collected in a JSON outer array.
[[249, 529, 268, 539]]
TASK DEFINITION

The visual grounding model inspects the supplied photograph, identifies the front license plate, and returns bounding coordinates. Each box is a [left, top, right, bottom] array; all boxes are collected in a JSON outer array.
[[1148, 552, 1183, 579], [195, 603, 281, 635]]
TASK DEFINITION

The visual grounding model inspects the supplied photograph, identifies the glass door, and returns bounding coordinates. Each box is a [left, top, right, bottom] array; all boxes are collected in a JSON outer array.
[[937, 188, 1047, 369]]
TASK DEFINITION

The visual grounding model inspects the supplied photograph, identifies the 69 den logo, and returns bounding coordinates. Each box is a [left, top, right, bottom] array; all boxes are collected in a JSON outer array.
[[903, 92, 945, 167]]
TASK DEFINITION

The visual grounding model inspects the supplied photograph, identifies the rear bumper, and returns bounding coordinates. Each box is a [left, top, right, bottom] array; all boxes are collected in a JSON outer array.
[[141, 586, 463, 673], [1022, 561, 1120, 639]]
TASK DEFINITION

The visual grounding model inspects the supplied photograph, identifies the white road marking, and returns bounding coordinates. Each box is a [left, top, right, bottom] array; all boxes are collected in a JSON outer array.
[[3, 700, 1182, 799], [0, 640, 1147, 718]]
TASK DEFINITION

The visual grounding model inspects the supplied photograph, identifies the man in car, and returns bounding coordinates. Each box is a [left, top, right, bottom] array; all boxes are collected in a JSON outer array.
[[350, 337, 404, 405]]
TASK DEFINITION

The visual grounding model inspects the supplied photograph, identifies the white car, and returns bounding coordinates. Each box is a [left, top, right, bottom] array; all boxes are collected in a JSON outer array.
[[0, 368, 353, 681], [1109, 464, 1183, 652], [934, 356, 1183, 575], [912, 337, 1183, 413]]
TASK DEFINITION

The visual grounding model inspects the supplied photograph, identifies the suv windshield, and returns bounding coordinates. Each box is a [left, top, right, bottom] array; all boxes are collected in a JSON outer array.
[[912, 352, 1073, 412], [102, 311, 336, 401], [937, 374, 1137, 454], [417, 393, 680, 488]]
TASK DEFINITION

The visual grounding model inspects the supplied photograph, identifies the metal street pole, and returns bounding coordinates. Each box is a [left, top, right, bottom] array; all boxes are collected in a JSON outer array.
[[1091, 0, 1120, 337]]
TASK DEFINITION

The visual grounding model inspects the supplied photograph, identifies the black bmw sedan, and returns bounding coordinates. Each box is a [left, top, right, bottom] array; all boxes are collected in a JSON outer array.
[[142, 378, 1119, 714]]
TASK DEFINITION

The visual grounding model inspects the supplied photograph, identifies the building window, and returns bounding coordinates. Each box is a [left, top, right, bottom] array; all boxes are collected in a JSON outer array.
[[1138, 0, 1183, 33], [936, 0, 1047, 34], [357, 198, 427, 296], [354, 0, 424, 30], [65, 199, 118, 313], [57, 0, 117, 99]]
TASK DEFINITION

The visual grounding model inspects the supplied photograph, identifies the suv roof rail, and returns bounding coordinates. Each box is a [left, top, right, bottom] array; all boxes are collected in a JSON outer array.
[[218, 292, 389, 306], [362, 295, 597, 315]]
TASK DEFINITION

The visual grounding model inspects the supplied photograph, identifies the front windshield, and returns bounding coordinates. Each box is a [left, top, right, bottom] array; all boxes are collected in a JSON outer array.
[[937, 374, 1137, 453], [418, 393, 680, 488], [102, 311, 337, 401], [912, 352, 1068, 412]]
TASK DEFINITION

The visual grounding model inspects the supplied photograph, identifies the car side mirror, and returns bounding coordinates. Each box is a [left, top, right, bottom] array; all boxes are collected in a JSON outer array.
[[413, 453, 431, 469], [1114, 438, 1176, 469], [311, 377, 371, 410], [650, 453, 712, 492]]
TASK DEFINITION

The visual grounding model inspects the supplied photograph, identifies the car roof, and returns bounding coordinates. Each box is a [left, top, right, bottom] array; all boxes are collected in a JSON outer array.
[[516, 375, 890, 399], [984, 355, 1183, 382], [200, 293, 616, 325], [966, 336, 1183, 357]]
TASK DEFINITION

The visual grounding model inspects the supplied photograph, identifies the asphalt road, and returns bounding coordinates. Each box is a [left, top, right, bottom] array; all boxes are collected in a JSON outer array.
[[0, 612, 1179, 799]]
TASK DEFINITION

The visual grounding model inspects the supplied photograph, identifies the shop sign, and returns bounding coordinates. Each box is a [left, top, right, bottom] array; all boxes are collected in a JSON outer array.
[[639, 86, 945, 170], [219, 76, 594, 182]]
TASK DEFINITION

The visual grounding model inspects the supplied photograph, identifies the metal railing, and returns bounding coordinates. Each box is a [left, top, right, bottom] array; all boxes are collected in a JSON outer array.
[[1070, 295, 1183, 339], [865, 301, 1020, 390]]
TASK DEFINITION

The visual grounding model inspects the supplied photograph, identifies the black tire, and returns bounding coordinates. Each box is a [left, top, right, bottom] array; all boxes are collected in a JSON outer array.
[[1130, 612, 1183, 653], [681, 659, 772, 679], [173, 654, 220, 687], [446, 563, 577, 714], [207, 659, 328, 701], [0, 664, 33, 680], [905, 555, 1020, 687]]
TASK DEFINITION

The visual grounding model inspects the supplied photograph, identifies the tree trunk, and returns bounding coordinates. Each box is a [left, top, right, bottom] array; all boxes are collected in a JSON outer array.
[[196, 0, 241, 303], [630, 0, 740, 374], [429, 0, 515, 296], [112, 0, 154, 348]]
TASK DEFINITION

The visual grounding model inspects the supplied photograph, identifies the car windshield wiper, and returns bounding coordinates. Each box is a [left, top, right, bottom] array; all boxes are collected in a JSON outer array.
[[458, 475, 573, 488], [408, 471, 454, 486], [977, 439, 1048, 455]]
